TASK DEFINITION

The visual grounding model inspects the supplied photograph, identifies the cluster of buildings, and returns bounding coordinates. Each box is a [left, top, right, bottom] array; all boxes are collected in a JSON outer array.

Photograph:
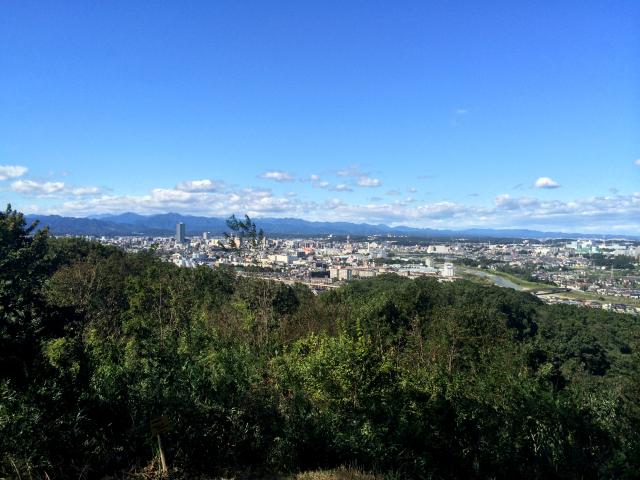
[[90, 222, 640, 314]]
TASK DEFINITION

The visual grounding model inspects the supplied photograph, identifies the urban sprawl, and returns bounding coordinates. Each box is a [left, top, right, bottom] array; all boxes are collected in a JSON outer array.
[[85, 221, 640, 315]]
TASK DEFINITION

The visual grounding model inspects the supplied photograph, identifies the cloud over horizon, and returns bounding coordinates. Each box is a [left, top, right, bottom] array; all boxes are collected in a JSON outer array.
[[18, 181, 640, 235], [6, 166, 640, 235]]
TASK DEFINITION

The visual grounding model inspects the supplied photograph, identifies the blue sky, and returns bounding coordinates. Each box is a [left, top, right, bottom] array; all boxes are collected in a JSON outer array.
[[1, 1, 639, 232]]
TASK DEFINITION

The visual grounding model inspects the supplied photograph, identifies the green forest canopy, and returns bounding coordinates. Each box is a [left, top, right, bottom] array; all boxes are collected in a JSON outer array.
[[1, 205, 639, 479]]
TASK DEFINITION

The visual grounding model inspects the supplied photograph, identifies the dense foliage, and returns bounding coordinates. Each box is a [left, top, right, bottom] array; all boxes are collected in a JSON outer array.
[[1, 206, 639, 479]]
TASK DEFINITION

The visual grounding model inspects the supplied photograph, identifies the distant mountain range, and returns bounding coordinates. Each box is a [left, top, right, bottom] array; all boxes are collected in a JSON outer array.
[[24, 212, 638, 240]]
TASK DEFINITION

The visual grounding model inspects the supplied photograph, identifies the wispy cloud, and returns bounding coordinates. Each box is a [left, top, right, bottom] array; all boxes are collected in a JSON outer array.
[[335, 165, 381, 187], [0, 165, 28, 181], [12, 180, 66, 195], [330, 184, 353, 192], [336, 165, 362, 178], [307, 175, 352, 192], [494, 194, 539, 210], [176, 179, 223, 192], [356, 175, 382, 187], [451, 107, 469, 126], [11, 179, 101, 197], [69, 186, 101, 196], [260, 170, 294, 182]]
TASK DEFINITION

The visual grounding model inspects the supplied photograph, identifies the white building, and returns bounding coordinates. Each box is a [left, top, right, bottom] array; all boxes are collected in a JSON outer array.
[[428, 245, 451, 254], [441, 263, 455, 278], [330, 267, 353, 281]]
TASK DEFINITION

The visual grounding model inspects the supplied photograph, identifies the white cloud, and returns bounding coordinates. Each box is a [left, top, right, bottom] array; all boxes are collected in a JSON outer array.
[[494, 194, 539, 210], [11, 180, 65, 195], [11, 179, 101, 197], [260, 171, 294, 182], [69, 186, 101, 196], [176, 179, 222, 192], [333, 165, 381, 188], [30, 189, 640, 234], [634, 159, 640, 167], [309, 175, 352, 192], [0, 165, 28, 180], [149, 188, 193, 202], [329, 184, 353, 192], [494, 194, 514, 209], [357, 175, 382, 187], [336, 165, 362, 177], [39, 185, 315, 219], [534, 177, 561, 189], [18, 171, 640, 234]]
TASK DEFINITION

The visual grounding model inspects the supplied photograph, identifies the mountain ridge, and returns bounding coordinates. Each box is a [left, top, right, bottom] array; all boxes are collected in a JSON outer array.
[[24, 212, 639, 240]]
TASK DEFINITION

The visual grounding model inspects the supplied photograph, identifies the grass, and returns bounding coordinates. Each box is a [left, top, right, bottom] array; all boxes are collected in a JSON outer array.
[[458, 271, 493, 285], [459, 267, 552, 290], [288, 467, 385, 480], [115, 465, 386, 480], [487, 269, 555, 290]]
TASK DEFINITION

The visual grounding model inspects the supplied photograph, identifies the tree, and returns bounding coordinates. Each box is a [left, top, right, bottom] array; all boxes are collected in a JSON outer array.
[[0, 204, 52, 384], [224, 214, 265, 249]]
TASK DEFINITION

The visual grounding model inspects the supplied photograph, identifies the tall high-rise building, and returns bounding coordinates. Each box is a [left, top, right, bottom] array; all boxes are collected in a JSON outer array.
[[176, 222, 186, 243]]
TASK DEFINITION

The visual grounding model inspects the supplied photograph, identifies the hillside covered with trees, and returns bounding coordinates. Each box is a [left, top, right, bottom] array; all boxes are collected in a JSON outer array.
[[1, 206, 639, 479]]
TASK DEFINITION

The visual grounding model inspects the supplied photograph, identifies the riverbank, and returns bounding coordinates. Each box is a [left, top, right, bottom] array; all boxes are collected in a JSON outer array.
[[461, 267, 640, 310]]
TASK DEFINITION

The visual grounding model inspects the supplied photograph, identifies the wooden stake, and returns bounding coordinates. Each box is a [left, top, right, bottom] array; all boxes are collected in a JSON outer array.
[[157, 433, 168, 475]]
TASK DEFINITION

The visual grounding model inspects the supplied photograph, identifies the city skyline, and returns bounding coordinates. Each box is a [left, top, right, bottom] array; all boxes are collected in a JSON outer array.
[[2, 1, 639, 233]]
